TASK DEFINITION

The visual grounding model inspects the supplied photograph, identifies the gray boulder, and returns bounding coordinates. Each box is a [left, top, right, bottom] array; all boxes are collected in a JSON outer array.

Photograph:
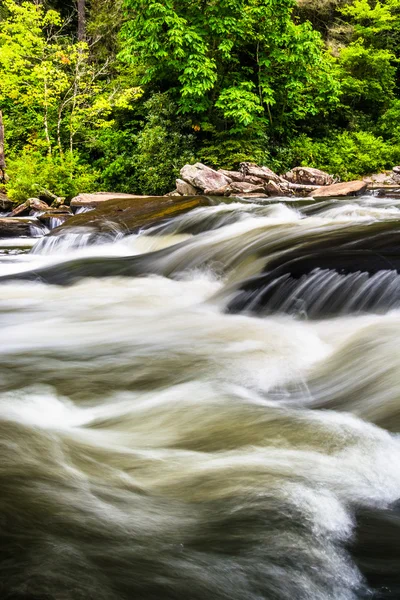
[[309, 180, 367, 199], [284, 167, 333, 186], [239, 162, 281, 183], [180, 163, 231, 192], [226, 181, 266, 195], [176, 179, 198, 195], [218, 169, 243, 182]]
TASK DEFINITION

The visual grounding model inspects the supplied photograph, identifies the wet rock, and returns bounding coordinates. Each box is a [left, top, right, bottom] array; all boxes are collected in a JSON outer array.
[[284, 167, 333, 186], [180, 163, 231, 192], [239, 162, 281, 184], [310, 180, 368, 199], [10, 200, 30, 217], [70, 192, 144, 209], [38, 208, 73, 226], [28, 198, 50, 212], [0, 192, 12, 212], [176, 179, 198, 195], [49, 195, 215, 237], [0, 217, 37, 237], [226, 181, 266, 195], [218, 169, 243, 182]]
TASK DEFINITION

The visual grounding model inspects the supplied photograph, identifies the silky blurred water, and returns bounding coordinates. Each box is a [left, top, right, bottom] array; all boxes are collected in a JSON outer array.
[[1, 196, 400, 599]]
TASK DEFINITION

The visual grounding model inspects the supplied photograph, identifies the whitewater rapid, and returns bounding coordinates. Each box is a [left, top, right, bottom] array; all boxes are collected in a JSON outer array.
[[1, 196, 400, 600]]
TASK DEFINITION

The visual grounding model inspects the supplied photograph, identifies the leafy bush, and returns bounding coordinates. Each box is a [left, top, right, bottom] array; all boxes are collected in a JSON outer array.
[[6, 151, 99, 201], [131, 94, 196, 195], [272, 131, 400, 179]]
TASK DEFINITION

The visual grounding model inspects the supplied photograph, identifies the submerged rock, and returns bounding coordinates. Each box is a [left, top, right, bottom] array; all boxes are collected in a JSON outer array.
[[49, 195, 215, 237], [70, 192, 144, 209], [310, 180, 368, 199], [180, 163, 231, 192], [284, 167, 333, 186]]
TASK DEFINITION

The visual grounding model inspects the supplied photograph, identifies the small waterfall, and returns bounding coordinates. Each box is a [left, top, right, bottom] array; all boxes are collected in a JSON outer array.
[[49, 216, 67, 230], [29, 220, 49, 237], [74, 206, 95, 214]]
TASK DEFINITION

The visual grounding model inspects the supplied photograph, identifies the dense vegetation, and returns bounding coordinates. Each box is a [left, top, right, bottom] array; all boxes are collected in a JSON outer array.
[[1, 0, 400, 199]]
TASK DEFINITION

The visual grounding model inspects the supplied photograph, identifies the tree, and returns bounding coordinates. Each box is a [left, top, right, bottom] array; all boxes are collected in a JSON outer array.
[[77, 0, 85, 41], [0, 111, 6, 183], [119, 0, 340, 139]]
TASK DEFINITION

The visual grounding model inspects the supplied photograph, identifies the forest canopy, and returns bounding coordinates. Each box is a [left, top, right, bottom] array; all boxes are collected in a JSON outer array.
[[1, 0, 400, 199]]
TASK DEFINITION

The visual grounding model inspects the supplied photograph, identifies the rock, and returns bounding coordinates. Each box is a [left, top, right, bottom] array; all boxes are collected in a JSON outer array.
[[363, 173, 394, 185], [239, 162, 281, 184], [264, 181, 286, 196], [225, 181, 266, 195], [310, 180, 368, 199], [203, 185, 229, 196], [10, 201, 30, 217], [70, 192, 144, 209], [284, 167, 333, 186], [393, 166, 400, 175], [49, 195, 215, 237], [28, 198, 50, 212], [50, 197, 66, 208], [38, 208, 73, 226], [165, 190, 181, 197], [231, 193, 269, 199], [243, 175, 269, 186], [0, 217, 37, 238], [180, 163, 231, 192], [176, 179, 198, 195], [0, 193, 13, 212], [218, 169, 243, 182]]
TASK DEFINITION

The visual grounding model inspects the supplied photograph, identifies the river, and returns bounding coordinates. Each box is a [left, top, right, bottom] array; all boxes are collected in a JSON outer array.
[[1, 194, 400, 599]]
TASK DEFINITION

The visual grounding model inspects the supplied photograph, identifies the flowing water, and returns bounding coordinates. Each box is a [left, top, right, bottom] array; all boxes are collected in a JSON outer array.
[[2, 195, 400, 599]]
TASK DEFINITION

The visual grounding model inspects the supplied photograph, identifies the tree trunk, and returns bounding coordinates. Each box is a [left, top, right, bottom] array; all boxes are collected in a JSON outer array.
[[0, 111, 6, 184], [77, 0, 86, 42]]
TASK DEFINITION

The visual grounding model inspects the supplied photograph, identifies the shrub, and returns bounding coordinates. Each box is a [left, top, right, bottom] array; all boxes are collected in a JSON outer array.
[[6, 151, 100, 201]]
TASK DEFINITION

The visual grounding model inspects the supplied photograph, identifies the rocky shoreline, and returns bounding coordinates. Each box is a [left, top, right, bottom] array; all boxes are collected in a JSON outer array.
[[0, 161, 399, 240]]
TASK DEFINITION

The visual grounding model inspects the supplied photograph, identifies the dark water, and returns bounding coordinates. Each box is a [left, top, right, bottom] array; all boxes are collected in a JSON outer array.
[[1, 196, 400, 599]]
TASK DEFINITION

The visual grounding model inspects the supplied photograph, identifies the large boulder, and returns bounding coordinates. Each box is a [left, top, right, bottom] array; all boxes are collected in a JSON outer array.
[[239, 162, 281, 184], [176, 179, 198, 195], [309, 180, 368, 199], [70, 192, 143, 209], [284, 167, 333, 186], [180, 163, 231, 192], [49, 195, 215, 237]]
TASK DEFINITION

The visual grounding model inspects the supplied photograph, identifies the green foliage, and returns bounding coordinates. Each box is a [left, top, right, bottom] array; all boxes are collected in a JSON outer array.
[[6, 150, 99, 201], [131, 94, 196, 195], [272, 131, 400, 179], [3, 0, 400, 199], [120, 0, 340, 135]]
